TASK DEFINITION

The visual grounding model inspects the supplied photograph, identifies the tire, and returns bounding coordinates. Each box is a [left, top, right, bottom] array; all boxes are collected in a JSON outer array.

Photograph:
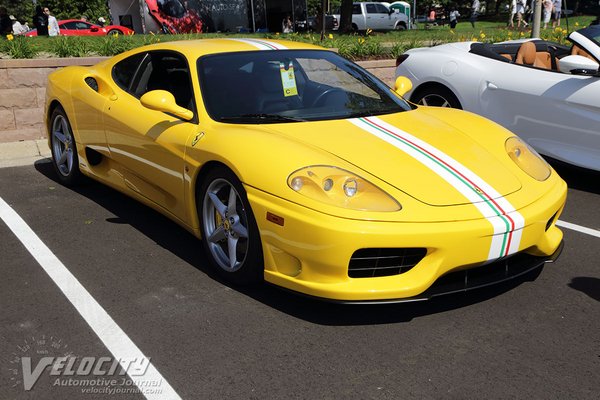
[[411, 86, 462, 109], [394, 22, 407, 30], [198, 166, 264, 285], [49, 106, 83, 186], [107, 29, 121, 35]]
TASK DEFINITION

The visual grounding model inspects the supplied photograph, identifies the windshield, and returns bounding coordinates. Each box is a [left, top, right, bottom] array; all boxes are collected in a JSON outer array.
[[577, 25, 600, 47], [197, 50, 412, 124]]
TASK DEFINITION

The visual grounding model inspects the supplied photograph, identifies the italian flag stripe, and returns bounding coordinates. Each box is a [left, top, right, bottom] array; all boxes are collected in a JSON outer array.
[[229, 38, 286, 50], [352, 116, 525, 260]]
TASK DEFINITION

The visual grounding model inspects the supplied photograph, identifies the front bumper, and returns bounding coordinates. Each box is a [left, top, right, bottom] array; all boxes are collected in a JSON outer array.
[[246, 178, 566, 302]]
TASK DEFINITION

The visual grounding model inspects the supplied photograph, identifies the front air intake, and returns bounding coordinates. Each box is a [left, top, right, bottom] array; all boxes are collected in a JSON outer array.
[[349, 248, 427, 278]]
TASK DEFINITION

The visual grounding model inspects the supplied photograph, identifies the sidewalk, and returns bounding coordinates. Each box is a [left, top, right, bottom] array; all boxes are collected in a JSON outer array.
[[0, 139, 51, 168]]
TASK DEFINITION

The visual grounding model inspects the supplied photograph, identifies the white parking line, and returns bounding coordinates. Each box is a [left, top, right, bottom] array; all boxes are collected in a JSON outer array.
[[0, 196, 181, 400], [557, 220, 600, 239]]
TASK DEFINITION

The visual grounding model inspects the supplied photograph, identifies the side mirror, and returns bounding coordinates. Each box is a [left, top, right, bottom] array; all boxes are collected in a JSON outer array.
[[90, 27, 99, 32], [140, 90, 194, 121], [558, 55, 599, 75], [394, 76, 413, 97]]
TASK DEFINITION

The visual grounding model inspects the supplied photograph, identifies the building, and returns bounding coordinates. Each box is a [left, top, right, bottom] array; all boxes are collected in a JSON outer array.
[[107, 0, 307, 34]]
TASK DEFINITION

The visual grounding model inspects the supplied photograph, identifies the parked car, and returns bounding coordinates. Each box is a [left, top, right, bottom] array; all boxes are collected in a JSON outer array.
[[25, 19, 134, 36], [45, 38, 565, 302], [332, 2, 408, 31], [395, 25, 600, 172]]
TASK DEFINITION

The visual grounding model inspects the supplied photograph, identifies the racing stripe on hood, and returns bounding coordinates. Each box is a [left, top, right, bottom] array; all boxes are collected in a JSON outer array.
[[229, 38, 287, 50], [351, 116, 525, 260]]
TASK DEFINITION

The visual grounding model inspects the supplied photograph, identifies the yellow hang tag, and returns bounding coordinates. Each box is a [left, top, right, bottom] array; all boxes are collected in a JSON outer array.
[[279, 61, 298, 97]]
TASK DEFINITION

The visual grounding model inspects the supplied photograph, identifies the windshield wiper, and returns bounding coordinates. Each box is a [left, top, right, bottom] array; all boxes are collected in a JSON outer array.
[[219, 113, 308, 123]]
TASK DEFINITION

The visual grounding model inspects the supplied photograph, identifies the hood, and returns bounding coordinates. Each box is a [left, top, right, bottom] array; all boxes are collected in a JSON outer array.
[[266, 110, 522, 206]]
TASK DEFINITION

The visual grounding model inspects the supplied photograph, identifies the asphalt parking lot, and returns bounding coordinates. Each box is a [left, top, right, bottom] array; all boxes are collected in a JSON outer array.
[[0, 159, 599, 400]]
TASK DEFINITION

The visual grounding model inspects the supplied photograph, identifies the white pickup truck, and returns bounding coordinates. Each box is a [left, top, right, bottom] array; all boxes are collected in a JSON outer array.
[[332, 2, 408, 31]]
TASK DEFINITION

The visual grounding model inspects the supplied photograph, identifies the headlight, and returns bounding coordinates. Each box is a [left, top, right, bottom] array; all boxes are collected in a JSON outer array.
[[287, 165, 401, 211], [505, 137, 551, 181]]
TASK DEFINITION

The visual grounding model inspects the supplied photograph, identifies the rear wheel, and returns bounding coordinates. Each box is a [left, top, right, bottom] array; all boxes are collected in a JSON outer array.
[[412, 86, 462, 109], [107, 29, 122, 35], [49, 106, 82, 186], [198, 166, 263, 285]]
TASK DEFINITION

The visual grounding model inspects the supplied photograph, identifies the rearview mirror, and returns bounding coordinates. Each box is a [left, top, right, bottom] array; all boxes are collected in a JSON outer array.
[[140, 90, 194, 121], [558, 55, 600, 75], [394, 76, 413, 97]]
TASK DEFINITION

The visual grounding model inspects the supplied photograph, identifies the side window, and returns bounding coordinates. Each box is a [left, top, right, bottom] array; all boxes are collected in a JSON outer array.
[[132, 51, 195, 110], [375, 4, 389, 14], [352, 4, 361, 14], [366, 4, 377, 14], [112, 52, 146, 92], [62, 22, 78, 29]]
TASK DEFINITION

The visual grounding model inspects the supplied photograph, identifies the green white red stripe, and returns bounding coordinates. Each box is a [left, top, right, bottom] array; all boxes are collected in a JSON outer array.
[[351, 116, 525, 261], [229, 38, 287, 50]]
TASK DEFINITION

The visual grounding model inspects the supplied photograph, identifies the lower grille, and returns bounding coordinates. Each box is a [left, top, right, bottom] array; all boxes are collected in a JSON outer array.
[[349, 248, 427, 278]]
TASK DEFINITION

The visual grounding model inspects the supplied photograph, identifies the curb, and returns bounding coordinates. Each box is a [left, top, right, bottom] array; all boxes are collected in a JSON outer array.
[[0, 139, 51, 168]]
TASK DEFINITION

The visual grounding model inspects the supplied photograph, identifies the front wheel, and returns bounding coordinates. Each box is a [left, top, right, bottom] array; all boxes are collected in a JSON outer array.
[[411, 86, 462, 109], [198, 167, 264, 285], [49, 106, 82, 186]]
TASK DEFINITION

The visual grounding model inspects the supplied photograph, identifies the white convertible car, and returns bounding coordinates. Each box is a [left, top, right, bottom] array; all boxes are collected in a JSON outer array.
[[395, 25, 600, 172]]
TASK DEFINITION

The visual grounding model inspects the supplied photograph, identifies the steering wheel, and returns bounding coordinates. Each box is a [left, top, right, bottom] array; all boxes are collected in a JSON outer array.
[[311, 88, 346, 107]]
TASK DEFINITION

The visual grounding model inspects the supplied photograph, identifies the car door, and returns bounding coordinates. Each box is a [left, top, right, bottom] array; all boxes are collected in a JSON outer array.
[[375, 3, 395, 30], [58, 21, 78, 35], [479, 64, 600, 170], [365, 3, 385, 30], [104, 50, 198, 221]]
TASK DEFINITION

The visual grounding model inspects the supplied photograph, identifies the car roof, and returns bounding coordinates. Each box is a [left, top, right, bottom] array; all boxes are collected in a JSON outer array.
[[127, 38, 327, 59]]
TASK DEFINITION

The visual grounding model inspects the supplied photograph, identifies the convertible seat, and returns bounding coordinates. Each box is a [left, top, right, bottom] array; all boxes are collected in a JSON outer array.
[[571, 45, 596, 61], [515, 41, 549, 69]]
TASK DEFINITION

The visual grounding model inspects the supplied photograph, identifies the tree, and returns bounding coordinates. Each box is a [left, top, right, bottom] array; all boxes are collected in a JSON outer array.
[[338, 0, 354, 32], [0, 0, 109, 24]]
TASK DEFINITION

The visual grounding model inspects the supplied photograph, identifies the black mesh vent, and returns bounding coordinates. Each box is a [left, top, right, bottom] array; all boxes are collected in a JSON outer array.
[[85, 77, 99, 92], [349, 248, 427, 278]]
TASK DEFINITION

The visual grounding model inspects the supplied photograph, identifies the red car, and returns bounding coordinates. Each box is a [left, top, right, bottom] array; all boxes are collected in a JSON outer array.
[[26, 19, 134, 36]]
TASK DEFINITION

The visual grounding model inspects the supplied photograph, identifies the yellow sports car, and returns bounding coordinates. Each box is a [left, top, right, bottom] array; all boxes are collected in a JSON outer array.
[[46, 38, 567, 302]]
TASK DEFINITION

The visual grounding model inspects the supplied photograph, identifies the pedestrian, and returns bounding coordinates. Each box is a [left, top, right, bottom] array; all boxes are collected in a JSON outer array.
[[45, 7, 59, 37], [33, 5, 49, 36], [449, 7, 460, 29], [282, 15, 293, 33], [0, 6, 12, 35], [542, 0, 553, 29], [10, 15, 28, 35], [470, 0, 480, 28], [97, 17, 106, 27], [516, 0, 528, 28], [80, 15, 88, 22], [552, 0, 562, 28], [508, 0, 517, 28]]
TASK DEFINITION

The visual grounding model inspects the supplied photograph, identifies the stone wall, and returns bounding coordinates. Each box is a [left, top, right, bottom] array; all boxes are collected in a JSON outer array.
[[0, 57, 396, 144]]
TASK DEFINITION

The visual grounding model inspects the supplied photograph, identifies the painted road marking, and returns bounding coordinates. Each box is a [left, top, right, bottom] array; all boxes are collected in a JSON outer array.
[[557, 220, 600, 239], [0, 196, 181, 400]]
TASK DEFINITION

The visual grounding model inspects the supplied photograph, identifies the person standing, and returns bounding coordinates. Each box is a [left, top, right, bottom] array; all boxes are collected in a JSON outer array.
[[516, 0, 528, 28], [45, 7, 59, 36], [542, 0, 553, 29], [508, 0, 517, 28], [33, 5, 48, 36], [449, 7, 460, 29], [470, 0, 480, 28], [282, 15, 293, 33], [552, 0, 562, 27]]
